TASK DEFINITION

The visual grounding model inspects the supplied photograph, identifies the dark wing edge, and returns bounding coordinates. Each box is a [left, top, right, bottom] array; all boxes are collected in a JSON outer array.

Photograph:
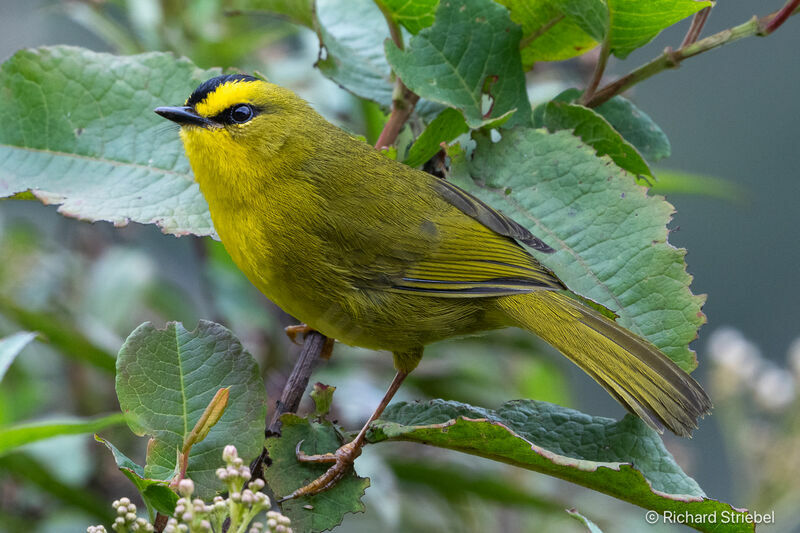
[[433, 177, 556, 253]]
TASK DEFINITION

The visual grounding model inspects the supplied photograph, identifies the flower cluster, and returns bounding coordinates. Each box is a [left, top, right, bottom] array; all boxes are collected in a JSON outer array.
[[88, 446, 291, 533]]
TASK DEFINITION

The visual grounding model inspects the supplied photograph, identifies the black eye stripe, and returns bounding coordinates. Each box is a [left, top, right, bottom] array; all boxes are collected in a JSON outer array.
[[210, 104, 259, 125]]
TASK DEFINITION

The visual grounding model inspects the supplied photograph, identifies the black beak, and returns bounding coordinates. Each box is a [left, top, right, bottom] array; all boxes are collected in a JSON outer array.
[[154, 106, 211, 127]]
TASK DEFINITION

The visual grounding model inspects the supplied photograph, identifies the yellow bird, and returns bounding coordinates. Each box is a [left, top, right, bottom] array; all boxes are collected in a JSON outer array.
[[155, 74, 710, 499]]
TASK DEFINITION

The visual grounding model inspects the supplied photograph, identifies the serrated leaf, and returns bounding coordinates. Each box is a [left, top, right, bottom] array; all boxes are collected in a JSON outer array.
[[607, 0, 712, 59], [499, 0, 599, 67], [593, 95, 671, 162], [379, 0, 438, 34], [0, 46, 217, 237], [447, 128, 705, 371], [0, 331, 36, 382], [265, 414, 369, 533], [115, 321, 267, 498], [95, 435, 179, 517], [545, 88, 672, 163], [231, 0, 314, 27], [533, 100, 653, 178], [404, 108, 469, 167], [368, 400, 751, 533], [386, 0, 532, 128], [0, 413, 126, 456]]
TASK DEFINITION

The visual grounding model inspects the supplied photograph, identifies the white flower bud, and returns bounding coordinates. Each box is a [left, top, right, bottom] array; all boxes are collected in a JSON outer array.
[[178, 479, 195, 497], [182, 512, 193, 522], [222, 445, 238, 463], [754, 365, 796, 411], [267, 519, 277, 528], [249, 479, 265, 491], [125, 512, 137, 522]]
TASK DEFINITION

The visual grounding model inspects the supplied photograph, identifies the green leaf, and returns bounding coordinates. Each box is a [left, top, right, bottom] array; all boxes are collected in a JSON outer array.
[[115, 321, 267, 498], [0, 413, 126, 456], [447, 128, 705, 371], [0, 46, 218, 237], [0, 331, 36, 382], [593, 95, 672, 162], [386, 0, 532, 128], [230, 0, 315, 27], [368, 400, 751, 533], [95, 435, 179, 517], [650, 168, 746, 202], [499, 0, 599, 67], [607, 0, 712, 59], [0, 297, 116, 373], [537, 88, 672, 163], [561, 0, 609, 41], [567, 508, 604, 533], [315, 0, 393, 108], [379, 0, 438, 34], [265, 414, 369, 533], [0, 452, 114, 522], [533, 100, 653, 178], [404, 108, 469, 167]]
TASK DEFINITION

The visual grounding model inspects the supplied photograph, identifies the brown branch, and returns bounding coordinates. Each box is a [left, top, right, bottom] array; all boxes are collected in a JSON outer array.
[[585, 3, 800, 108], [681, 6, 712, 47], [579, 36, 611, 105], [249, 331, 327, 480], [374, 1, 420, 150]]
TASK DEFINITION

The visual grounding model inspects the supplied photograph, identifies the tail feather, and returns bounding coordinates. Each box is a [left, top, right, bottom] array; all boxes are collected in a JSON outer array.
[[496, 292, 711, 437]]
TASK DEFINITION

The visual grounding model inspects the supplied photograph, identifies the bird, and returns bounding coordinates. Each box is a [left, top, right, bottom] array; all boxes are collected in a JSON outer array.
[[155, 74, 711, 500]]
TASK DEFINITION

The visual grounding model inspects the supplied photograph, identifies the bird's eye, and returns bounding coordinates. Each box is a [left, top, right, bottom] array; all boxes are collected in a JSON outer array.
[[230, 104, 254, 124]]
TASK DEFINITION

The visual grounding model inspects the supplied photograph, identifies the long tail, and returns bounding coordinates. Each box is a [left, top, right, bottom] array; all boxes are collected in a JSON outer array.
[[496, 291, 711, 437]]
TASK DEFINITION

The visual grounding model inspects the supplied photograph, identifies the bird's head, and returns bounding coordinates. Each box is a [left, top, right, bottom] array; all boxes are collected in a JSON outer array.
[[155, 74, 317, 189]]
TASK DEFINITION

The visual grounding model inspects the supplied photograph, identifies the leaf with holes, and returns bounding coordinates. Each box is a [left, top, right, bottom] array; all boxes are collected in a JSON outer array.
[[447, 128, 705, 371], [116, 321, 267, 498], [368, 400, 750, 533], [0, 46, 217, 237], [386, 0, 532, 128]]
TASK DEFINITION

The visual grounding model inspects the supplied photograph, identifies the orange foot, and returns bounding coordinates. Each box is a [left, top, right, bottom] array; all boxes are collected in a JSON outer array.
[[284, 324, 335, 359], [277, 439, 362, 502]]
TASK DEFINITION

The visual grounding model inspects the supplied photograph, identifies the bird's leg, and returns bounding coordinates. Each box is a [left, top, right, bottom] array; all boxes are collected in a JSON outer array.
[[284, 324, 335, 359], [277, 369, 410, 501]]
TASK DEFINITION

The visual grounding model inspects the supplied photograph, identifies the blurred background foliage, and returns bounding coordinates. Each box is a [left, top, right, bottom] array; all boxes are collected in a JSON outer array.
[[0, 0, 799, 532]]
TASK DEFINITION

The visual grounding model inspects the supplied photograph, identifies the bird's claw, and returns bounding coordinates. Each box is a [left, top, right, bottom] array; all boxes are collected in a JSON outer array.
[[278, 440, 363, 502]]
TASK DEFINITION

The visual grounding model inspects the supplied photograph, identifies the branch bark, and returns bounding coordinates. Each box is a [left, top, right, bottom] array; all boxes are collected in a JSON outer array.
[[585, 2, 800, 108]]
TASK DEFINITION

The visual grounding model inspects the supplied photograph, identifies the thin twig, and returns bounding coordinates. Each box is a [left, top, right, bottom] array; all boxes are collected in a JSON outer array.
[[374, 0, 421, 150], [579, 36, 611, 105], [681, 7, 712, 48], [585, 3, 800, 108], [763, 0, 800, 34]]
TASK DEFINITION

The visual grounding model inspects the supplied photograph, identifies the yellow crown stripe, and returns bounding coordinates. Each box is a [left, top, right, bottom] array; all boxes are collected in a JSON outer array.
[[193, 80, 262, 117]]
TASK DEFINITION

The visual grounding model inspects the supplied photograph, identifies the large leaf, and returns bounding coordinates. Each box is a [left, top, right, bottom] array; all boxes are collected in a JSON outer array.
[[368, 400, 751, 533], [0, 46, 217, 237], [0, 413, 125, 456], [499, 0, 600, 67], [447, 129, 705, 371], [607, 0, 712, 59], [116, 321, 267, 498], [533, 100, 653, 178], [386, 0, 532, 128], [265, 414, 369, 533], [95, 435, 179, 518], [0, 331, 36, 382], [315, 0, 394, 109]]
